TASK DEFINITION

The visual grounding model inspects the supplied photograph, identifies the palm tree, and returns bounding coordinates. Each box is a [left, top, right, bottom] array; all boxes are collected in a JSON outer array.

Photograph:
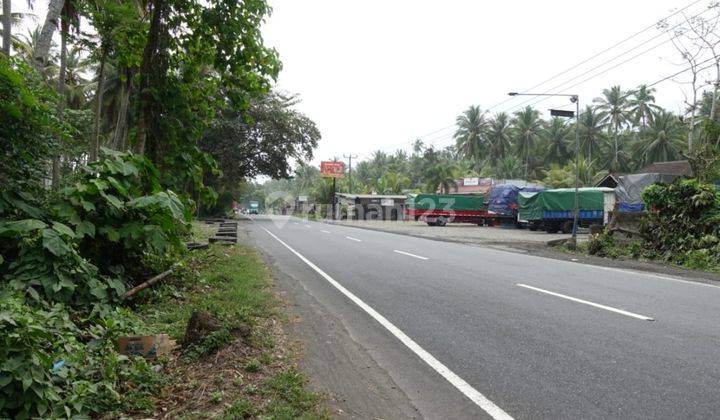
[[543, 117, 571, 164], [378, 172, 410, 194], [512, 106, 542, 179], [635, 110, 685, 165], [487, 112, 512, 166], [492, 155, 523, 179], [1, 9, 36, 55], [454, 105, 488, 170], [594, 85, 629, 170], [424, 163, 458, 194], [579, 105, 606, 162], [627, 84, 661, 129], [412, 138, 424, 154]]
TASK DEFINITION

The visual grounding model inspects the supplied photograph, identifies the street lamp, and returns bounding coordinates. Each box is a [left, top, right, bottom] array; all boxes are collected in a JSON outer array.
[[508, 91, 581, 248]]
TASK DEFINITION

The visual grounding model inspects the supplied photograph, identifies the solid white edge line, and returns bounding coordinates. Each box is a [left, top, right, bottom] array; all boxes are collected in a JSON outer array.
[[517, 283, 655, 321], [393, 250, 429, 260], [345, 236, 362, 242], [261, 227, 513, 420]]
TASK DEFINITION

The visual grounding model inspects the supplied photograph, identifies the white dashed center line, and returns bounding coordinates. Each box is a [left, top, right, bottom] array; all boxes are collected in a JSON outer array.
[[393, 250, 429, 260], [516, 284, 655, 321], [320, 230, 331, 234], [345, 236, 362, 242]]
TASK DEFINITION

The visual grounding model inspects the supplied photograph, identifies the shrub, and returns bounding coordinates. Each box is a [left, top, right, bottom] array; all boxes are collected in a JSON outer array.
[[53, 148, 190, 280], [641, 179, 720, 256], [0, 294, 161, 418]]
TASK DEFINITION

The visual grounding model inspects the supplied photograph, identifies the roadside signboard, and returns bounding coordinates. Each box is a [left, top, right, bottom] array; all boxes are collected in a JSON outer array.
[[320, 161, 345, 178], [298, 195, 308, 202], [381, 198, 395, 206], [463, 177, 479, 186]]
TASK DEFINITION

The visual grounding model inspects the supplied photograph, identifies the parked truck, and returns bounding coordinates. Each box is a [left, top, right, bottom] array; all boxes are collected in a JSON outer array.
[[405, 193, 486, 226], [486, 184, 544, 226], [518, 187, 615, 233]]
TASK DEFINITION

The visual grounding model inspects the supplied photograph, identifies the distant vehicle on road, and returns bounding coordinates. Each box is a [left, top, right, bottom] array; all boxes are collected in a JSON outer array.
[[518, 187, 615, 233], [405, 193, 487, 226], [249, 201, 260, 214]]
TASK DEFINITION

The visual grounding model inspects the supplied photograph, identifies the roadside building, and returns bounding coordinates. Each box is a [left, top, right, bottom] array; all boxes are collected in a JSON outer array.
[[636, 160, 692, 177], [336, 193, 408, 220], [594, 172, 624, 189]]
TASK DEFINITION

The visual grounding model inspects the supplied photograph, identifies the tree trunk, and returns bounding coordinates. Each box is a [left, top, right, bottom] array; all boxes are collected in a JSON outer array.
[[113, 70, 132, 150], [51, 16, 67, 189], [2, 0, 11, 56], [135, 0, 164, 155], [90, 48, 107, 162], [34, 0, 64, 67], [710, 61, 719, 122]]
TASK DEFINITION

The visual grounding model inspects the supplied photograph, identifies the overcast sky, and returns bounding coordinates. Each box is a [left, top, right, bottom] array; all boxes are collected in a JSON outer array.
[[261, 0, 718, 165], [14, 0, 718, 168]]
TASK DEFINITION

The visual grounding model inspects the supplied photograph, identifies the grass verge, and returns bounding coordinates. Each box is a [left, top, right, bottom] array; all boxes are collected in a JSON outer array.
[[130, 221, 326, 418]]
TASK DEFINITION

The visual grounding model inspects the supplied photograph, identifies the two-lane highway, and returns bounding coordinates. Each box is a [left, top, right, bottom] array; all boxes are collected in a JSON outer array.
[[245, 215, 720, 419]]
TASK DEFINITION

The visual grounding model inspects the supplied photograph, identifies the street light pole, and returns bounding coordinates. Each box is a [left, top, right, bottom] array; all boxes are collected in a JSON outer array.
[[508, 92, 580, 248]]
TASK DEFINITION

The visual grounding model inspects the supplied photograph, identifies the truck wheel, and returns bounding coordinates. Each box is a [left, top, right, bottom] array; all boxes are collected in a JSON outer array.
[[477, 218, 486, 227], [436, 217, 447, 227], [561, 220, 574, 234], [545, 222, 560, 234], [515, 221, 525, 229], [528, 222, 539, 231], [426, 221, 437, 226]]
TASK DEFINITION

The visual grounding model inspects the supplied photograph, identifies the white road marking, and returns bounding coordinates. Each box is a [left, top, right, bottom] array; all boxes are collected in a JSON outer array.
[[393, 250, 429, 260], [320, 230, 331, 234], [261, 227, 513, 420], [568, 261, 720, 290], [516, 284, 655, 321], [293, 222, 299, 225], [304, 224, 311, 228], [345, 236, 362, 242]]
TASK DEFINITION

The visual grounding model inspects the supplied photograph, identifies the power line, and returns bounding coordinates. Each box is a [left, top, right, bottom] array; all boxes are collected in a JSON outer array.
[[355, 0, 708, 162], [505, 4, 716, 113]]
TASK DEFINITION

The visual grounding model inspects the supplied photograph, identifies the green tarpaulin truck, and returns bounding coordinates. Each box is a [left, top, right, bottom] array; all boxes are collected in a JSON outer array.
[[518, 187, 615, 233], [405, 193, 487, 226]]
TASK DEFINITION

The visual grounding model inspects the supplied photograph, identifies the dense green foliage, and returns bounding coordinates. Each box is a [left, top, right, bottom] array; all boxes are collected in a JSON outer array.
[[586, 178, 720, 272], [260, 86, 719, 205]]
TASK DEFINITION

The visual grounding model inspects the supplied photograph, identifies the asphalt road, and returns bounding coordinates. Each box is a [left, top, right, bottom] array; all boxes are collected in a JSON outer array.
[[245, 215, 720, 419]]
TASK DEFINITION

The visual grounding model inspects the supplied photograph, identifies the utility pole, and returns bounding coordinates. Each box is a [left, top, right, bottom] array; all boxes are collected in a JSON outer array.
[[343, 154, 357, 193]]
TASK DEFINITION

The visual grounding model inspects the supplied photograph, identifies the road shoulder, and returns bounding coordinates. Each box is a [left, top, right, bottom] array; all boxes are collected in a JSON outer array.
[[246, 225, 422, 419]]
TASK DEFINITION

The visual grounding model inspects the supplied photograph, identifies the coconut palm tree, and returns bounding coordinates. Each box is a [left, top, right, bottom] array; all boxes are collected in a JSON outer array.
[[579, 105, 607, 162], [454, 105, 488, 170], [627, 84, 661, 129], [635, 110, 685, 165], [594, 85, 629, 170], [487, 112, 512, 166], [543, 117, 571, 164], [424, 162, 458, 194], [492, 155, 523, 179], [1, 9, 36, 55], [512, 106, 542, 179]]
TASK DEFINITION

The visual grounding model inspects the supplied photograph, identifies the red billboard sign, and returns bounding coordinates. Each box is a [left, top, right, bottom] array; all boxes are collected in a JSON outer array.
[[320, 161, 345, 178]]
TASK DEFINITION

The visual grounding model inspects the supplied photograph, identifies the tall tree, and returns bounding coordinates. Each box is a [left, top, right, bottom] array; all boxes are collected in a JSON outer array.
[[636, 110, 685, 165], [453, 105, 488, 169], [579, 105, 606, 162], [34, 0, 63, 67], [543, 117, 571, 164], [594, 85, 629, 169], [627, 84, 660, 128], [512, 106, 542, 179], [487, 112, 512, 166]]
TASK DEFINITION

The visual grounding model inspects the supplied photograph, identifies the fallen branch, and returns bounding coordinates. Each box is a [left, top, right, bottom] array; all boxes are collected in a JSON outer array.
[[123, 268, 175, 299]]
